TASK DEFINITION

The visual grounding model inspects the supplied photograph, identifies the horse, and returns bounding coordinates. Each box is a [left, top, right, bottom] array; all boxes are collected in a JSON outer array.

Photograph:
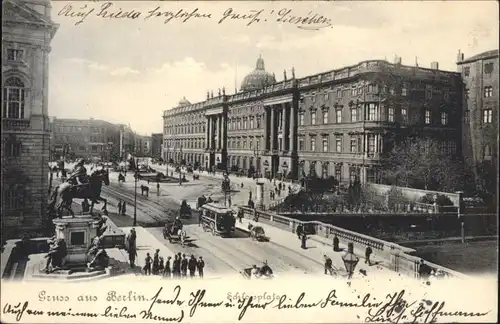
[[176, 228, 187, 246], [48, 169, 110, 218], [140, 185, 149, 196]]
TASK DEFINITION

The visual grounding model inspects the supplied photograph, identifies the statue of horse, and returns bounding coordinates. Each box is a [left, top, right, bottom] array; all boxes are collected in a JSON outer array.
[[48, 169, 110, 218]]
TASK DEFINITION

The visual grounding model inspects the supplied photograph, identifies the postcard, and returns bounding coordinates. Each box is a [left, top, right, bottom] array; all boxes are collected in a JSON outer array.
[[1, 0, 498, 323]]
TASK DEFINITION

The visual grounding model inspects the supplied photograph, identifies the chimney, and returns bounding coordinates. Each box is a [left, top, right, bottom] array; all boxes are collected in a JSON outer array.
[[430, 62, 439, 70], [457, 50, 464, 63]]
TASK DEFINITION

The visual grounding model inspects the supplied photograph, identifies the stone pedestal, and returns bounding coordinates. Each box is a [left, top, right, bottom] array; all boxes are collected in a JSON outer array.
[[53, 215, 97, 265], [255, 181, 265, 210]]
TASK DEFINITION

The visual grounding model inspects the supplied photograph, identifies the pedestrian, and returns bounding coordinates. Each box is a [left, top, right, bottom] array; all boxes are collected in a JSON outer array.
[[301, 233, 307, 249], [121, 201, 127, 216], [152, 249, 160, 275], [158, 256, 165, 274], [117, 200, 123, 215], [333, 235, 340, 252], [418, 259, 432, 281], [188, 255, 197, 277], [296, 224, 303, 240], [324, 255, 334, 275], [157, 183, 160, 196], [365, 246, 373, 266], [163, 256, 172, 278], [143, 253, 152, 275], [128, 247, 137, 268], [197, 256, 205, 278], [181, 254, 188, 277]]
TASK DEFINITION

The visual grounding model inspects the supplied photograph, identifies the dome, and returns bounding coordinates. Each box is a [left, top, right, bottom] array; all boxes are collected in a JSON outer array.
[[178, 97, 191, 107], [240, 55, 276, 92]]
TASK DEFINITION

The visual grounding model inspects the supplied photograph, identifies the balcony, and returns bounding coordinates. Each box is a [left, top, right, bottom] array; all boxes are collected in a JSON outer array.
[[2, 118, 30, 130]]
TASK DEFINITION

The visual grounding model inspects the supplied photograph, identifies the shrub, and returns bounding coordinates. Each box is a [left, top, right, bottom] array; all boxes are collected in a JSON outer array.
[[386, 186, 408, 211], [419, 193, 454, 206]]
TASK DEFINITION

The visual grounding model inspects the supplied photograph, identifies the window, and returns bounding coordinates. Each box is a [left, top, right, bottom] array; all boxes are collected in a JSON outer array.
[[321, 162, 329, 178], [388, 107, 394, 122], [250, 117, 254, 129], [311, 111, 316, 125], [249, 140, 253, 149], [310, 138, 316, 151], [482, 109, 492, 123], [243, 118, 248, 129], [465, 88, 470, 99], [335, 165, 342, 182], [255, 139, 260, 150], [311, 95, 316, 103], [324, 93, 329, 101], [243, 140, 247, 148], [350, 108, 357, 122], [367, 103, 377, 121], [278, 138, 282, 151], [336, 89, 342, 98], [4, 141, 21, 157], [367, 84, 376, 93], [368, 135, 376, 154], [441, 112, 448, 125], [350, 137, 357, 153], [425, 110, 431, 124], [299, 112, 305, 126], [425, 85, 433, 100], [322, 138, 328, 152], [484, 86, 493, 97], [322, 111, 328, 124], [228, 121, 232, 131], [484, 63, 494, 74], [335, 137, 342, 152], [7, 49, 23, 61], [336, 109, 342, 123], [484, 145, 492, 160], [2, 77, 25, 119], [401, 85, 408, 96], [351, 87, 357, 96], [3, 186, 25, 210], [256, 117, 261, 128], [298, 138, 304, 151], [463, 67, 470, 76], [464, 109, 470, 122]]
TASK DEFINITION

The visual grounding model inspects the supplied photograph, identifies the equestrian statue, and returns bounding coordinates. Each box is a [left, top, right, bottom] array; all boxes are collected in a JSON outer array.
[[48, 158, 110, 218]]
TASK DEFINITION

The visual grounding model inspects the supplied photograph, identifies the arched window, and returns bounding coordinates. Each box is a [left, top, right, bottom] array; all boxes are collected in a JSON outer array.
[[3, 77, 26, 119]]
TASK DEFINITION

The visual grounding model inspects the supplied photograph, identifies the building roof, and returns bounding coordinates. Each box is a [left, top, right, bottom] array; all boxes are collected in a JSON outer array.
[[178, 97, 191, 106], [240, 55, 276, 92], [459, 49, 499, 64]]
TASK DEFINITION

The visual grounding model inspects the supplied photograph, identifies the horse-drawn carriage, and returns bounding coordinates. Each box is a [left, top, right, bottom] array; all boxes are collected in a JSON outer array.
[[162, 220, 187, 245], [247, 224, 268, 242], [240, 262, 274, 280], [199, 203, 236, 237], [180, 200, 192, 219]]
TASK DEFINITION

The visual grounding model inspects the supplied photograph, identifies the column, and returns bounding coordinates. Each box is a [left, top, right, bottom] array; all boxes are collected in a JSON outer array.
[[281, 103, 288, 151], [289, 102, 296, 152], [270, 106, 276, 151], [264, 108, 269, 150], [215, 116, 220, 150], [218, 115, 223, 150], [206, 117, 210, 149], [221, 114, 226, 150]]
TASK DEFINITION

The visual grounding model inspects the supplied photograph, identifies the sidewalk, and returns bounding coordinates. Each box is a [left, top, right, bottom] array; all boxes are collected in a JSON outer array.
[[235, 217, 395, 278]]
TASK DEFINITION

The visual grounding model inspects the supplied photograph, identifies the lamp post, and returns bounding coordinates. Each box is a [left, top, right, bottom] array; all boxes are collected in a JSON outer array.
[[341, 242, 359, 279], [253, 148, 260, 178], [133, 158, 138, 226]]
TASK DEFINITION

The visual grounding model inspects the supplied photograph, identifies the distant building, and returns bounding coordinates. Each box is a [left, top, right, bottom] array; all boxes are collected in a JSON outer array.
[[2, 0, 58, 237], [151, 133, 163, 159], [163, 56, 463, 183], [134, 134, 151, 157], [50, 118, 122, 162], [456, 49, 498, 181]]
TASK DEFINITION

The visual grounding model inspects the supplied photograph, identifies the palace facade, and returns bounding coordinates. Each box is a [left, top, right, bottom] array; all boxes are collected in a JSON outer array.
[[2, 0, 58, 237], [163, 56, 463, 184]]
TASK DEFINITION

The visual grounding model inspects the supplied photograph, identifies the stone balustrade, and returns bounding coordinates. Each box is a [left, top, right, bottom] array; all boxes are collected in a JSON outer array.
[[239, 206, 469, 280]]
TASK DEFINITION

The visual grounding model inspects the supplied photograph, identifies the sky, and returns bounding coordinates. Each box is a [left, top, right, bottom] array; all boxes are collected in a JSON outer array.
[[48, 1, 499, 135]]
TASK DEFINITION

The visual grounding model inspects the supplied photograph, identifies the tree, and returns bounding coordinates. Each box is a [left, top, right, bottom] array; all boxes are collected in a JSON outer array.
[[381, 138, 467, 192]]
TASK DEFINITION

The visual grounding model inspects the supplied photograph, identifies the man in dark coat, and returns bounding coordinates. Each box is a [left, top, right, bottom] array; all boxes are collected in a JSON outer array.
[[163, 256, 172, 278], [181, 254, 188, 277], [188, 255, 197, 277], [152, 249, 160, 275], [197, 256, 205, 278], [172, 254, 181, 278]]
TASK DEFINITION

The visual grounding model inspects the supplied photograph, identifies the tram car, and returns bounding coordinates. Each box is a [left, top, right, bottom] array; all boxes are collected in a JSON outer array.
[[199, 203, 236, 237]]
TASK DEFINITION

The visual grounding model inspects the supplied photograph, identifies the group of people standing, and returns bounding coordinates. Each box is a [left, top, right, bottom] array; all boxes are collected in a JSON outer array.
[[143, 250, 205, 278]]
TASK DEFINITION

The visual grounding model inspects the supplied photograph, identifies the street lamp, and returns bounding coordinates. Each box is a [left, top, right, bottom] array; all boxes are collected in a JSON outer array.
[[133, 158, 138, 226], [341, 242, 359, 279]]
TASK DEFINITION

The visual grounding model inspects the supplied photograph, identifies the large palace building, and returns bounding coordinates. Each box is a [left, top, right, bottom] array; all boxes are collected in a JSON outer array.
[[163, 56, 463, 184], [2, 0, 58, 237]]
